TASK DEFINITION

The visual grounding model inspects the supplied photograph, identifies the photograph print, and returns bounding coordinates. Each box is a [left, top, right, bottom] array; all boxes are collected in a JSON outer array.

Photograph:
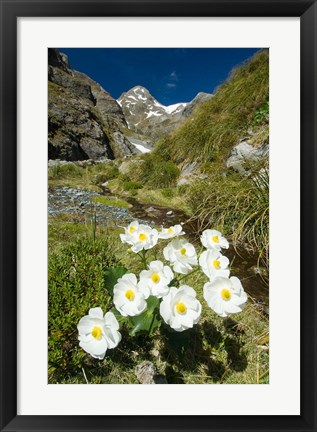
[[48, 47, 269, 384]]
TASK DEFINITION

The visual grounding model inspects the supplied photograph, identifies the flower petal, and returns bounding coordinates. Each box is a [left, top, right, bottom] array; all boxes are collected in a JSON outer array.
[[88, 307, 103, 319]]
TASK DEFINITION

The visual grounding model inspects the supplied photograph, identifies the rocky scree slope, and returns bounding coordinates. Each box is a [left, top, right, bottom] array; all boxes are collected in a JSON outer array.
[[48, 48, 136, 161], [117, 86, 213, 142]]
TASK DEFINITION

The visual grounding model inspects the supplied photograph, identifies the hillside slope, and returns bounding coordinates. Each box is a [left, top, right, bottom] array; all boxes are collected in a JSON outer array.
[[154, 50, 269, 164]]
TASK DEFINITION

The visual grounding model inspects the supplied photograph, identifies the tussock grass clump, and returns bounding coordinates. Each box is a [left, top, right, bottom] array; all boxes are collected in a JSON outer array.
[[187, 164, 269, 265], [137, 154, 181, 188], [48, 160, 120, 190], [154, 50, 269, 163], [48, 163, 83, 180]]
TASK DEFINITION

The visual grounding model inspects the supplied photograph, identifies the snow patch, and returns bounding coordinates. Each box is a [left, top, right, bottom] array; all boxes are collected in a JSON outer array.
[[129, 137, 151, 154], [153, 100, 188, 114], [164, 102, 187, 114], [132, 143, 151, 153], [146, 111, 162, 118]]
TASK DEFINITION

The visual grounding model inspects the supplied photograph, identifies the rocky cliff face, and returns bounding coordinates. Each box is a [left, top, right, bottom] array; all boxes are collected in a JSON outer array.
[[117, 86, 213, 141], [48, 48, 136, 161]]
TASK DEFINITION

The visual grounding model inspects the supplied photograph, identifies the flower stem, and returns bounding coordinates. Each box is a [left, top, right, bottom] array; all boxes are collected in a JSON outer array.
[[177, 267, 200, 284], [137, 249, 148, 269]]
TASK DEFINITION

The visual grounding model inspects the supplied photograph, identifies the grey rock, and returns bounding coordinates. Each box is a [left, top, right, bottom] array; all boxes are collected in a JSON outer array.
[[135, 361, 167, 384], [177, 177, 192, 186], [182, 92, 213, 117], [226, 141, 269, 173], [146, 207, 157, 213], [48, 49, 136, 161], [177, 161, 207, 186], [111, 131, 137, 157]]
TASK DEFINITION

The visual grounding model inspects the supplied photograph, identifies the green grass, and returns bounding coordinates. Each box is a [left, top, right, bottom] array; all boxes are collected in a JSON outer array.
[[48, 216, 269, 384], [187, 162, 269, 266], [125, 154, 181, 189], [123, 180, 143, 192], [48, 161, 120, 190], [91, 195, 131, 208]]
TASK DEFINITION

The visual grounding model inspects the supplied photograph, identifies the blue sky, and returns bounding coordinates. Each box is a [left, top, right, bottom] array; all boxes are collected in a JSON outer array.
[[60, 48, 262, 105]]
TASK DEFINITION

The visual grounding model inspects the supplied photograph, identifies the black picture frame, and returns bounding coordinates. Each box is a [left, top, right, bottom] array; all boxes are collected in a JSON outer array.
[[0, 1, 316, 431]]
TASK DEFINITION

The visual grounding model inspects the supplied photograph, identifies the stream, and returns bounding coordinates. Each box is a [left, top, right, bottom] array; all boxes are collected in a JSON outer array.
[[48, 185, 269, 310]]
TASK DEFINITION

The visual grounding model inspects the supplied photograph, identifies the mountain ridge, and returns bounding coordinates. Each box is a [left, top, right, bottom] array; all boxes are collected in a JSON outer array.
[[48, 49, 214, 160], [117, 85, 212, 141]]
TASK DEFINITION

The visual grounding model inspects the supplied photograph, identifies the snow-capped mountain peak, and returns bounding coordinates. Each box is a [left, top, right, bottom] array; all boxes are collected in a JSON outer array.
[[117, 86, 188, 132], [117, 85, 212, 141]]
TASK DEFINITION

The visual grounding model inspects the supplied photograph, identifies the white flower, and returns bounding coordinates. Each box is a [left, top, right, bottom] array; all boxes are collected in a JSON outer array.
[[119, 220, 139, 244], [158, 224, 185, 239], [160, 285, 202, 332], [200, 229, 229, 251], [138, 260, 174, 298], [203, 276, 247, 318], [120, 222, 158, 253], [163, 239, 198, 274], [113, 273, 149, 317], [77, 307, 121, 360], [199, 249, 230, 280]]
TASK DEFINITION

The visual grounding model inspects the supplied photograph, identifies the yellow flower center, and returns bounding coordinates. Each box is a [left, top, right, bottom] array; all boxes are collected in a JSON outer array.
[[180, 247, 187, 256], [175, 302, 187, 314], [139, 233, 147, 241], [129, 226, 136, 234], [213, 260, 221, 269], [221, 288, 232, 301], [168, 227, 174, 233], [212, 235, 219, 243], [125, 289, 135, 301], [151, 273, 161, 283], [91, 326, 102, 340]]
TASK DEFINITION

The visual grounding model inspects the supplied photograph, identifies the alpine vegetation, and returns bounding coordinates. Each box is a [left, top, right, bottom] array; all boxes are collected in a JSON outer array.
[[77, 221, 248, 361]]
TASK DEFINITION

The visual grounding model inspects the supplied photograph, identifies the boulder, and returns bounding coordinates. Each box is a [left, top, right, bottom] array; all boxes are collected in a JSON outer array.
[[226, 141, 269, 173]]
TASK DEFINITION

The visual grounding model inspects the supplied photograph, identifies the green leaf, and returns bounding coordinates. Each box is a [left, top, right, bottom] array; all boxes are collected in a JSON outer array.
[[129, 296, 161, 336], [104, 266, 127, 295]]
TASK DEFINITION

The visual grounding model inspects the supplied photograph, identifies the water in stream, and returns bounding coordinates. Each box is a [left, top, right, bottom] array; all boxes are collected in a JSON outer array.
[[48, 185, 269, 309]]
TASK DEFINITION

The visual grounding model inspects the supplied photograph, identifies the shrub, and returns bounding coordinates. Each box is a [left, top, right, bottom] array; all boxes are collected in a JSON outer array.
[[48, 236, 120, 382], [251, 98, 269, 126]]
